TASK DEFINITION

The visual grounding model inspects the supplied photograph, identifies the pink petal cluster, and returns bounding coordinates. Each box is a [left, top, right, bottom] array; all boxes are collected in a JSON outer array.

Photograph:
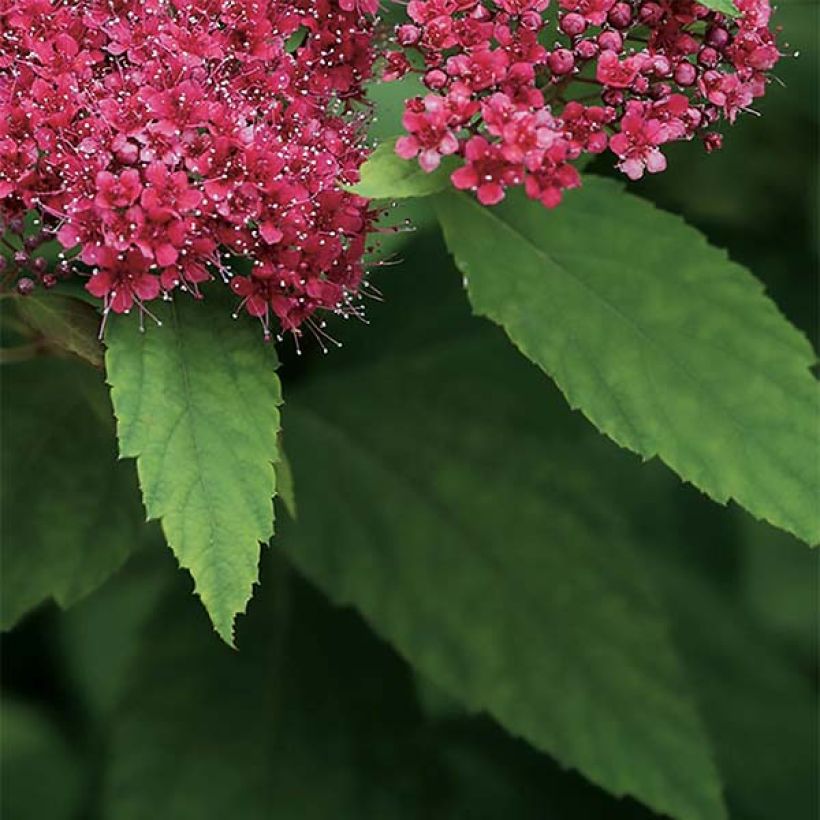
[[0, 0, 379, 337], [385, 0, 781, 206]]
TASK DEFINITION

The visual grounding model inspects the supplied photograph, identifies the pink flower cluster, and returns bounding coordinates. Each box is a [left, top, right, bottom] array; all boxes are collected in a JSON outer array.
[[384, 0, 781, 206], [0, 0, 379, 337]]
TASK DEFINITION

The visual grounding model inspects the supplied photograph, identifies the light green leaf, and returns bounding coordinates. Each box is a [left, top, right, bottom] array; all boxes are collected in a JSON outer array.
[[697, 0, 740, 17], [279, 238, 726, 820], [351, 137, 458, 200], [366, 75, 424, 142], [105, 293, 282, 644], [434, 180, 819, 546], [1, 358, 147, 629], [16, 293, 104, 366]]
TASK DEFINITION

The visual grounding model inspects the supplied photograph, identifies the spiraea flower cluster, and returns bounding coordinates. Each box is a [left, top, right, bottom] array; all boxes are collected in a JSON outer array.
[[0, 0, 379, 337], [384, 0, 781, 206]]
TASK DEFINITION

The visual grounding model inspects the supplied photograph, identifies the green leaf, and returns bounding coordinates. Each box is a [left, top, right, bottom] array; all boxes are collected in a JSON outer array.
[[15, 293, 104, 366], [279, 237, 726, 820], [434, 180, 819, 546], [620, 473, 818, 820], [60, 547, 175, 718], [1, 358, 148, 629], [651, 556, 817, 820], [90, 551, 658, 820], [366, 75, 424, 142], [276, 445, 297, 519], [739, 517, 819, 661], [100, 558, 443, 820], [577, 439, 817, 820], [697, 0, 739, 17], [104, 293, 282, 644], [351, 137, 459, 200], [1, 699, 84, 820]]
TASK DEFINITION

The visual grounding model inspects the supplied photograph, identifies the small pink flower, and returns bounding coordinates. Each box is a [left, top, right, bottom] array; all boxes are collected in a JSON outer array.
[[94, 170, 142, 210], [451, 136, 522, 205]]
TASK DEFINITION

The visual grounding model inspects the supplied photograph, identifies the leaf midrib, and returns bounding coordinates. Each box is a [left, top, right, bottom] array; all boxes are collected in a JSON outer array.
[[168, 302, 220, 572]]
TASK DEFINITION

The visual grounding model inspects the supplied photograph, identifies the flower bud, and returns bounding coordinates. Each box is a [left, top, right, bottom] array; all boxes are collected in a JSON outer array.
[[607, 3, 632, 28], [396, 25, 420, 46], [424, 69, 448, 90], [597, 31, 622, 53], [548, 48, 575, 75], [705, 27, 730, 49], [633, 75, 650, 93], [703, 132, 723, 152], [560, 13, 587, 36], [674, 61, 697, 86], [575, 39, 599, 60], [520, 11, 542, 29], [652, 55, 672, 76], [639, 2, 663, 25], [16, 277, 35, 296]]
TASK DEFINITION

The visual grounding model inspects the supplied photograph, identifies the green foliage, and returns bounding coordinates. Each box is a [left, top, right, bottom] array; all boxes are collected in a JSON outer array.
[[104, 291, 282, 643], [434, 181, 819, 546], [1, 699, 84, 820], [99, 560, 439, 820], [15, 294, 104, 367], [1, 226, 816, 820], [352, 137, 458, 199], [593, 453, 818, 820], [738, 518, 818, 662], [649, 553, 817, 820], [365, 75, 425, 142], [58, 548, 661, 820], [1, 22, 816, 820], [279, 240, 726, 820], [696, 0, 739, 17], [0, 357, 147, 629]]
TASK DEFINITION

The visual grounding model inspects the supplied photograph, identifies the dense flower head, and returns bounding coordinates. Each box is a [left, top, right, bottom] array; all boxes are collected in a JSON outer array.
[[0, 0, 379, 338], [384, 0, 782, 206]]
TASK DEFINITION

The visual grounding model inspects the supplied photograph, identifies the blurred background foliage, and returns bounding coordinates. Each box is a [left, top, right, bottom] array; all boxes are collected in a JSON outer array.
[[1, 0, 817, 817]]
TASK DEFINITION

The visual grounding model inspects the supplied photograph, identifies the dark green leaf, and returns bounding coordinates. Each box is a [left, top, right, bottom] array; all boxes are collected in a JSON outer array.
[[579, 445, 817, 820], [86, 551, 657, 820], [101, 559, 444, 820], [279, 237, 726, 820], [1, 358, 147, 628], [1, 699, 84, 820], [16, 294, 104, 367], [640, 529, 817, 820]]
